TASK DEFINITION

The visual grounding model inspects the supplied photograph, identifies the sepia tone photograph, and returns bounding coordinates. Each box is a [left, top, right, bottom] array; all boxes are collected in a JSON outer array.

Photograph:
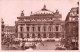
[[0, 0, 79, 51]]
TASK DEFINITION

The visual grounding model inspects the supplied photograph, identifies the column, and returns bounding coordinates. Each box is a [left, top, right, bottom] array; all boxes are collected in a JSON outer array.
[[45, 25, 47, 38], [39, 25, 41, 38], [41, 25, 43, 32], [59, 25, 61, 32], [23, 24, 27, 38], [41, 33, 43, 38], [24, 24, 27, 32], [46, 33, 49, 38], [18, 33, 20, 38], [46, 25, 49, 32], [35, 25, 37, 38], [61, 25, 63, 32], [52, 25, 55, 32], [30, 25, 32, 32], [29, 25, 32, 38], [18, 25, 20, 32], [35, 25, 38, 32], [47, 33, 49, 38], [51, 25, 53, 32], [18, 25, 20, 38]]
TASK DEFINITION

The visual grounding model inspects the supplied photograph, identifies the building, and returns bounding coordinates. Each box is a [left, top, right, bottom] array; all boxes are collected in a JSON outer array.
[[1, 18, 5, 45], [1, 18, 17, 50], [15, 5, 65, 41], [3, 26, 16, 38], [65, 6, 79, 49], [1, 18, 5, 32], [2, 26, 16, 45]]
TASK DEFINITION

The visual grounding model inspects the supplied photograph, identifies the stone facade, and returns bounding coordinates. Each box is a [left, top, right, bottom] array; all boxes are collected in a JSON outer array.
[[65, 7, 79, 49], [15, 5, 65, 40], [3, 26, 16, 37]]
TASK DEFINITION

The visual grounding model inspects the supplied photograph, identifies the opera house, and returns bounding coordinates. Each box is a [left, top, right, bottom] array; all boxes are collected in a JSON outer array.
[[15, 5, 65, 41]]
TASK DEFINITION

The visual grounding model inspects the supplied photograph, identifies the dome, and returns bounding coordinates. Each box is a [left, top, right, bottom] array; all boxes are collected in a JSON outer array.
[[31, 5, 54, 15]]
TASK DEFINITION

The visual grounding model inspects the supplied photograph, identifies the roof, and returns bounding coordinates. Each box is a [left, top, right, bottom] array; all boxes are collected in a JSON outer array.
[[3, 26, 15, 32], [31, 5, 54, 15], [18, 5, 62, 19], [65, 7, 79, 21]]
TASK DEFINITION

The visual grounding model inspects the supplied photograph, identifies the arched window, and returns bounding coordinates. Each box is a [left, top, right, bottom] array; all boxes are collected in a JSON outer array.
[[32, 33, 35, 38], [38, 27, 40, 31], [27, 33, 29, 38], [49, 33, 53, 38], [56, 26, 58, 31], [56, 33, 59, 38], [26, 27, 29, 32], [49, 26, 51, 31], [32, 27, 35, 31], [43, 33, 46, 38], [20, 27, 23, 32], [38, 33, 40, 38]]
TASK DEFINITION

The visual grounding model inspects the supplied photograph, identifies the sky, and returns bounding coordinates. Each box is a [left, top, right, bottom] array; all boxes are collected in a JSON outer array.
[[0, 0, 79, 26]]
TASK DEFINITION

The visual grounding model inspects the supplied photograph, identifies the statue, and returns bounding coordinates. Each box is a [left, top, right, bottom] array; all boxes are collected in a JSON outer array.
[[21, 10, 24, 16]]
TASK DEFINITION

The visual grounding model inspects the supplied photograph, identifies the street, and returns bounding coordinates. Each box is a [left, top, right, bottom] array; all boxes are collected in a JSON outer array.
[[34, 41, 59, 50], [2, 41, 60, 50]]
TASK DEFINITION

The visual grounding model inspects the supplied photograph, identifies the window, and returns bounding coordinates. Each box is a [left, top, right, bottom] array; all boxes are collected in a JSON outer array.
[[32, 27, 35, 31], [72, 18, 75, 21], [20, 33, 23, 38], [20, 27, 23, 32], [75, 17, 78, 20], [49, 33, 53, 38], [27, 33, 29, 38], [24, 19, 26, 21], [43, 33, 46, 38], [38, 33, 40, 38], [56, 33, 59, 38], [32, 33, 35, 38], [56, 26, 58, 31], [38, 27, 40, 31], [27, 27, 29, 31], [49, 26, 51, 31], [69, 17, 72, 21], [73, 11, 77, 16]]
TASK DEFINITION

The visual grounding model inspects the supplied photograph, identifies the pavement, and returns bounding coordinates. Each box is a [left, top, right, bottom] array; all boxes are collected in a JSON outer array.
[[2, 45, 9, 50], [35, 41, 59, 50], [2, 41, 60, 50], [2, 44, 21, 50]]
